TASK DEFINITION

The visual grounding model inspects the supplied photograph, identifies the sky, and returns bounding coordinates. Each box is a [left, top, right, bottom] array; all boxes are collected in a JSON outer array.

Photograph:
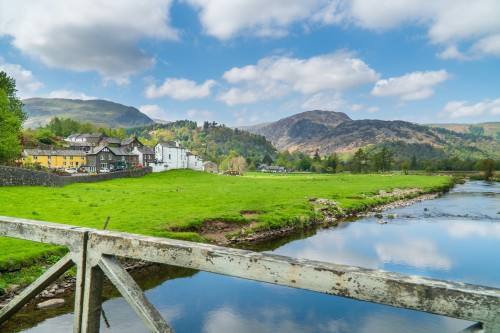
[[0, 0, 499, 127]]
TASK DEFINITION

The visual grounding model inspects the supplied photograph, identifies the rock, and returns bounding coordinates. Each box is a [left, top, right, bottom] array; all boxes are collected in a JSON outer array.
[[37, 298, 65, 310]]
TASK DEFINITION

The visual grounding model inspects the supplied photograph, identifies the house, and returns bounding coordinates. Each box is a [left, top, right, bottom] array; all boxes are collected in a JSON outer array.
[[153, 141, 188, 171], [258, 164, 286, 173], [151, 140, 204, 172], [202, 161, 219, 173], [86, 146, 138, 172], [121, 137, 144, 151], [21, 149, 87, 169], [187, 152, 203, 171], [66, 133, 106, 143], [132, 146, 155, 167]]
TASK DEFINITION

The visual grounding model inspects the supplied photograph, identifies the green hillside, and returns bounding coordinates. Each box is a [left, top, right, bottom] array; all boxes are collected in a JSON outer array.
[[127, 120, 278, 166], [23, 98, 154, 129]]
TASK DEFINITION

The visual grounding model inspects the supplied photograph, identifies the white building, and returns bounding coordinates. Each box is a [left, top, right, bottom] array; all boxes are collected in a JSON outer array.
[[187, 152, 203, 171], [152, 141, 203, 172]]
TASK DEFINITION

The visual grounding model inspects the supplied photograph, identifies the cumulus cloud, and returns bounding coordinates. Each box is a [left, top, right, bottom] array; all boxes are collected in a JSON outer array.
[[348, 0, 500, 59], [145, 78, 216, 100], [139, 104, 168, 119], [0, 0, 178, 84], [0, 61, 43, 98], [47, 90, 97, 100], [184, 0, 500, 59], [183, 0, 330, 40], [441, 98, 500, 119], [371, 70, 450, 100], [219, 51, 379, 106]]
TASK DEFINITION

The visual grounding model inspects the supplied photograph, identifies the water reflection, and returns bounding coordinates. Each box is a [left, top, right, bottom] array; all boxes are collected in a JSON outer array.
[[375, 239, 452, 270]]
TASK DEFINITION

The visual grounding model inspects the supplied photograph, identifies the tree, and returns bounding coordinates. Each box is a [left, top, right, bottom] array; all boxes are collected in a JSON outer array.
[[351, 148, 369, 173], [0, 72, 26, 164], [468, 125, 484, 137], [476, 158, 496, 181]]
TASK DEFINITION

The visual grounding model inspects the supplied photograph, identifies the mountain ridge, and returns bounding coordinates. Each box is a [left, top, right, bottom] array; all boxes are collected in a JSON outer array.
[[23, 98, 155, 129], [243, 110, 499, 159]]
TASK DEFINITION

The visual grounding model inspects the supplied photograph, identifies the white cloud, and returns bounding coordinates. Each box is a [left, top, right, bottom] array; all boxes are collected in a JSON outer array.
[[441, 98, 500, 119], [139, 104, 167, 119], [371, 70, 450, 100], [183, 0, 328, 40], [183, 0, 500, 60], [301, 92, 345, 111], [219, 51, 379, 106], [0, 0, 178, 84], [348, 0, 500, 59], [145, 78, 216, 100], [0, 61, 43, 98], [47, 90, 97, 100]]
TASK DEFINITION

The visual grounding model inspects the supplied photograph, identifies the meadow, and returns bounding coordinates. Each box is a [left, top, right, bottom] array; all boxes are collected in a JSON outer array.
[[0, 171, 453, 280]]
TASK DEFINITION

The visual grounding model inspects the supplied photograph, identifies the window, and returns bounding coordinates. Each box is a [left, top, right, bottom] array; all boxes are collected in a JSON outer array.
[[70, 156, 74, 160], [100, 155, 104, 160], [33, 156, 38, 160], [101, 163, 107, 168], [70, 162, 74, 166], [169, 154, 171, 160], [63, 156, 67, 160], [109, 155, 112, 160], [64, 162, 67, 166], [122, 156, 125, 161]]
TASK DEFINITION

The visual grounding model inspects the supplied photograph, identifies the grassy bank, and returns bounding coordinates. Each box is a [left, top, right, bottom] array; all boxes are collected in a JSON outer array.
[[0, 171, 453, 290]]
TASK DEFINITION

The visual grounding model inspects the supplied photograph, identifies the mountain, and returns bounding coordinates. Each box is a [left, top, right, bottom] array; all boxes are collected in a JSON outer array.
[[23, 98, 155, 128], [426, 122, 500, 138], [243, 110, 500, 159]]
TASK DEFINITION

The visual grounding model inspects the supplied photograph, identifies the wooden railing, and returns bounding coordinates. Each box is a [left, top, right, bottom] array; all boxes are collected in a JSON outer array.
[[1, 216, 499, 332]]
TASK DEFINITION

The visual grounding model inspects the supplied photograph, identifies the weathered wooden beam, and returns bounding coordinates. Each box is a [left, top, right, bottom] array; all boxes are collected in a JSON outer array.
[[97, 255, 173, 333], [0, 253, 74, 324], [87, 230, 500, 329]]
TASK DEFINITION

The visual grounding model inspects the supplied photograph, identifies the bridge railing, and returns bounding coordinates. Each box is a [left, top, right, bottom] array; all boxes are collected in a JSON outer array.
[[1, 216, 499, 332]]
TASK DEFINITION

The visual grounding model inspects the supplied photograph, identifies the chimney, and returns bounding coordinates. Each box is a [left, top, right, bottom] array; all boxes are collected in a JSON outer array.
[[175, 140, 180, 148], [91, 143, 94, 154]]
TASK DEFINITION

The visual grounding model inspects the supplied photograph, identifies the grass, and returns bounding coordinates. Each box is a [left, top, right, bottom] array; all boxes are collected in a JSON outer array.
[[0, 171, 453, 289]]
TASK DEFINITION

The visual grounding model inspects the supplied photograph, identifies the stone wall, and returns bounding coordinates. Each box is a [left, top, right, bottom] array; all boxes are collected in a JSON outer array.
[[0, 166, 152, 187]]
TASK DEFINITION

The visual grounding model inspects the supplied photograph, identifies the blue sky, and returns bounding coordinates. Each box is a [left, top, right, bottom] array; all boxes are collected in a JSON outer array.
[[1, 0, 499, 126]]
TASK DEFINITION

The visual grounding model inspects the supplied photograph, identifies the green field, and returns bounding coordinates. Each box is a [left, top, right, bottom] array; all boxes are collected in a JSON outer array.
[[0, 171, 453, 286]]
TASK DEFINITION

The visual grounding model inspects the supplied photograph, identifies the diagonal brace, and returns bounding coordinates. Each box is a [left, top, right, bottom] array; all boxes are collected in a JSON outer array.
[[0, 252, 75, 324], [98, 255, 173, 333]]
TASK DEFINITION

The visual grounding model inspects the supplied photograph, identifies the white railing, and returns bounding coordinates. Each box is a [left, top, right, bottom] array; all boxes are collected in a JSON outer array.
[[1, 216, 499, 332]]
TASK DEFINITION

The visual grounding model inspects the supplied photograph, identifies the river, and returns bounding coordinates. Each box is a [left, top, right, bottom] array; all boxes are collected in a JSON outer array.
[[10, 181, 500, 333]]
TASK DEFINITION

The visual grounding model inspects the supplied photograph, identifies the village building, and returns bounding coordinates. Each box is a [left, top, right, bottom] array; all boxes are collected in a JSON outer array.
[[86, 146, 138, 172], [132, 146, 155, 167], [21, 149, 87, 169], [151, 141, 203, 172], [187, 152, 203, 171], [258, 164, 286, 173], [202, 161, 219, 173]]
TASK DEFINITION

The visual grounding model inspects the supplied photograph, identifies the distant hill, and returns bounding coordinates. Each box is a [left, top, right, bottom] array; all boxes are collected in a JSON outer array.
[[23, 98, 155, 128], [243, 110, 500, 160], [426, 122, 500, 138]]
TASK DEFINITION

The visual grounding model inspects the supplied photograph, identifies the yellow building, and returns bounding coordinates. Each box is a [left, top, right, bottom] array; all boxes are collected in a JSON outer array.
[[22, 149, 87, 169]]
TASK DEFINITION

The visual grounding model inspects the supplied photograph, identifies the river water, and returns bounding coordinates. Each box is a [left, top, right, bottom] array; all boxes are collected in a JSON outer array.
[[12, 181, 500, 333]]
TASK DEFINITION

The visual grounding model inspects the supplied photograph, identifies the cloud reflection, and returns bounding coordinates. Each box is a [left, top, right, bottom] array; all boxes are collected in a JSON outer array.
[[202, 306, 349, 333], [446, 222, 500, 239], [375, 239, 452, 270]]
